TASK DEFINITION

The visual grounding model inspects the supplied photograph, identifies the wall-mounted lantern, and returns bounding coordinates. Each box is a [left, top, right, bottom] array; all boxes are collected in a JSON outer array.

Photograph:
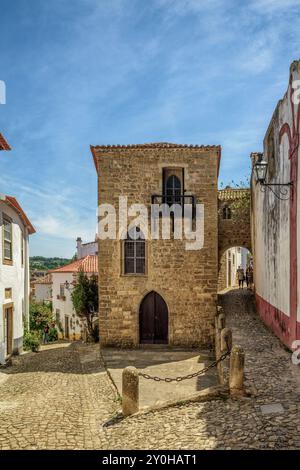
[[254, 158, 293, 200]]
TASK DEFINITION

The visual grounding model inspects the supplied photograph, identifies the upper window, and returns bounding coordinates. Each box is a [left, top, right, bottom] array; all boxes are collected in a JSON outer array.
[[166, 175, 182, 205], [222, 205, 231, 220], [124, 227, 145, 275], [3, 215, 13, 263], [60, 284, 65, 298]]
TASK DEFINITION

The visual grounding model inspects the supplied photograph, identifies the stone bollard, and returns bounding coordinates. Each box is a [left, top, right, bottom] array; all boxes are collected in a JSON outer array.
[[220, 328, 232, 353], [229, 345, 245, 396], [122, 366, 139, 416]]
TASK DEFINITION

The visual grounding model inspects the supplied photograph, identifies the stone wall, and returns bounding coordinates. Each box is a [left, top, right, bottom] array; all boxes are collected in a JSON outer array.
[[218, 188, 251, 263], [92, 143, 221, 348]]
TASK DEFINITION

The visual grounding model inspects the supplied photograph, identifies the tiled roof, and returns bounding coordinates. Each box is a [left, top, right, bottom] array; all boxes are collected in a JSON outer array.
[[50, 255, 98, 274], [33, 274, 52, 284], [91, 142, 221, 150], [0, 195, 36, 234], [0, 133, 11, 151], [90, 142, 221, 174], [218, 188, 250, 200]]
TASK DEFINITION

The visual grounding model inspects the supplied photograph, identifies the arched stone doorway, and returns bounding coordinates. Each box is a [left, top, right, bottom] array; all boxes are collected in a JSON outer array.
[[139, 291, 168, 344], [218, 246, 253, 292]]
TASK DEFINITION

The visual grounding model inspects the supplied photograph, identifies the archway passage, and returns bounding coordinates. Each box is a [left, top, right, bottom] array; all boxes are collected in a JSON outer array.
[[218, 246, 253, 292], [139, 291, 168, 344], [218, 188, 251, 264]]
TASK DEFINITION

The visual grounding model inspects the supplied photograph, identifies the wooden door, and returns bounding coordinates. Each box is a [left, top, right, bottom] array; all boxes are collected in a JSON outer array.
[[4, 306, 13, 356], [64, 316, 70, 339], [139, 292, 168, 344]]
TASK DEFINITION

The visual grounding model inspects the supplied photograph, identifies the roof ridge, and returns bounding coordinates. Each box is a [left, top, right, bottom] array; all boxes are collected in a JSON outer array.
[[91, 142, 221, 150]]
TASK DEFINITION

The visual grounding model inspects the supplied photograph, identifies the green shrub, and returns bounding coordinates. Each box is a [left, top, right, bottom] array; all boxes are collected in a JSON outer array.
[[49, 327, 58, 342], [23, 330, 40, 352], [29, 301, 53, 332]]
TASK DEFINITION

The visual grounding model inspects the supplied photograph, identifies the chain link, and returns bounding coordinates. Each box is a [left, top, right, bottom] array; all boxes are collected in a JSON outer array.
[[138, 350, 230, 382]]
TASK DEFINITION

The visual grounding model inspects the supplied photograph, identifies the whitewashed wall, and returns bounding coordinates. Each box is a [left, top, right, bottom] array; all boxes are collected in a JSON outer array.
[[251, 61, 300, 346], [34, 283, 52, 303], [52, 272, 84, 340], [0, 200, 30, 362]]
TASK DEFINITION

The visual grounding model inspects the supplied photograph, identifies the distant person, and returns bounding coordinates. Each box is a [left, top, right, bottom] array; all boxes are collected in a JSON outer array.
[[237, 266, 245, 288], [246, 267, 252, 288], [43, 324, 50, 344]]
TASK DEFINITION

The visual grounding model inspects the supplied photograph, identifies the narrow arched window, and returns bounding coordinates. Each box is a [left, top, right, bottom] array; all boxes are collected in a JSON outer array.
[[222, 205, 231, 220], [124, 227, 145, 274], [166, 175, 181, 205]]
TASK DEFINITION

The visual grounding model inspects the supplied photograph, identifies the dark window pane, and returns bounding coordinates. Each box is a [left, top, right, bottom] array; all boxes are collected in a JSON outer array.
[[125, 241, 134, 258], [135, 241, 145, 257], [136, 258, 145, 274], [125, 258, 134, 274]]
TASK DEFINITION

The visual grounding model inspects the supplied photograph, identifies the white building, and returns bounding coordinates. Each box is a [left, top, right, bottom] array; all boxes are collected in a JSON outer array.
[[76, 237, 98, 259], [224, 246, 249, 288], [32, 274, 52, 304], [50, 255, 98, 341], [251, 60, 300, 349], [0, 194, 35, 363]]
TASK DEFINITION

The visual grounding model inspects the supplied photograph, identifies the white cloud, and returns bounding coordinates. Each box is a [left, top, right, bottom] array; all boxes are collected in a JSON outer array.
[[250, 0, 300, 14]]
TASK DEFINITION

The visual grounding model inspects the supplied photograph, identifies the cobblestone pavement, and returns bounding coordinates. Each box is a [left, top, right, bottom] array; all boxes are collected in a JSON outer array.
[[0, 343, 119, 449], [1, 289, 300, 449], [101, 289, 300, 450]]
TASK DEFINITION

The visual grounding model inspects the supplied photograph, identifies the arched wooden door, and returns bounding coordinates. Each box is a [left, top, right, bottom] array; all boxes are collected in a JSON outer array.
[[139, 292, 168, 344]]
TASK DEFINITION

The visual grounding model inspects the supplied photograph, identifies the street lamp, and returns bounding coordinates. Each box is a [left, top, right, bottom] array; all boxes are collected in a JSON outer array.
[[254, 158, 293, 200], [254, 159, 268, 184]]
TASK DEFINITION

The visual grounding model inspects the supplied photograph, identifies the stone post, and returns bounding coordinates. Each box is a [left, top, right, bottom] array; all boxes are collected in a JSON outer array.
[[122, 366, 139, 416], [220, 328, 232, 353], [229, 345, 245, 395]]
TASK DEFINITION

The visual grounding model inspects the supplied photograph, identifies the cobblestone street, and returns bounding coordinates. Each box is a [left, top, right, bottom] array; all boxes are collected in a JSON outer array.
[[1, 288, 300, 449]]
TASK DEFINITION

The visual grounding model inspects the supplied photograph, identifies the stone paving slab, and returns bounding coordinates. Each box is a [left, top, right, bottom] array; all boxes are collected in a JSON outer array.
[[101, 348, 218, 409], [260, 403, 285, 415]]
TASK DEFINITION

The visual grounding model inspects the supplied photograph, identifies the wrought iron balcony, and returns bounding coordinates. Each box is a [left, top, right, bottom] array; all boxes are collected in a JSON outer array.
[[151, 194, 196, 217]]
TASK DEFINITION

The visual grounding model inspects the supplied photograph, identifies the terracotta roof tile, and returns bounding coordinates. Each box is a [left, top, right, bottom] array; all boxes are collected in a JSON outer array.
[[218, 188, 250, 200], [0, 133, 11, 151], [50, 255, 98, 274]]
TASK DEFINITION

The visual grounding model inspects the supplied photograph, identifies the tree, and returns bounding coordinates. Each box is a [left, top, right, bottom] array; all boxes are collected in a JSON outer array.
[[29, 301, 53, 332], [71, 270, 99, 342]]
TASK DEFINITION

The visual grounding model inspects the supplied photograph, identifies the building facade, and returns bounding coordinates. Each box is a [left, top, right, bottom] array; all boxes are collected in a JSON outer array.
[[91, 142, 221, 348], [76, 237, 98, 258], [0, 195, 35, 363], [50, 255, 98, 341], [218, 246, 249, 291], [32, 274, 52, 304], [251, 60, 300, 348]]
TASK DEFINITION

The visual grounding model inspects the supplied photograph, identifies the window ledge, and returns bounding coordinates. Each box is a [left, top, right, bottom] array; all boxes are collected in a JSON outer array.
[[3, 259, 13, 266], [120, 273, 148, 278]]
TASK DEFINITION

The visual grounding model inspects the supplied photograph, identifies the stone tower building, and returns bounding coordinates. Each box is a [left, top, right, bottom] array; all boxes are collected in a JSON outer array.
[[91, 143, 221, 348]]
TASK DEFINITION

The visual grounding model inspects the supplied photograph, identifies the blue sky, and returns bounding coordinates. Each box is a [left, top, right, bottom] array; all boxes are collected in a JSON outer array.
[[1, 0, 300, 257]]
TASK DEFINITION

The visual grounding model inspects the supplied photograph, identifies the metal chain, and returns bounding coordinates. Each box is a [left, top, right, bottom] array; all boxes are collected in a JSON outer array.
[[138, 350, 230, 382]]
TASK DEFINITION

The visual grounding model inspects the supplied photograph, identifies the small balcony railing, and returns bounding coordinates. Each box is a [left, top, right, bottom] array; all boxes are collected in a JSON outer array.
[[151, 194, 196, 217]]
